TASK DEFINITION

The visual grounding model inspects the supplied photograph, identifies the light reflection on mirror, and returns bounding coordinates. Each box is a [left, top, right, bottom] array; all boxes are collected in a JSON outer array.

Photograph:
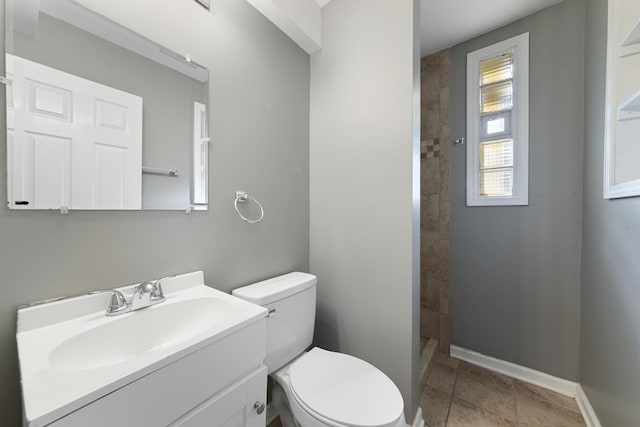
[[5, 0, 209, 210]]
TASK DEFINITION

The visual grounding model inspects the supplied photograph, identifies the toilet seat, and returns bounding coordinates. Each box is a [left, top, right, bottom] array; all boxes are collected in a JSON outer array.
[[287, 348, 404, 427]]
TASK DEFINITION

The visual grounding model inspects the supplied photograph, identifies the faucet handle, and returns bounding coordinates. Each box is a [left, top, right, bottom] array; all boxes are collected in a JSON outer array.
[[151, 283, 164, 300], [152, 275, 174, 300], [89, 289, 130, 315]]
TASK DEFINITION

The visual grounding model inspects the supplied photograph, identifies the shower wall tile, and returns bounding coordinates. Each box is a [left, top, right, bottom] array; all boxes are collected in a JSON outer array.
[[426, 194, 440, 231], [440, 158, 451, 200], [426, 270, 441, 311], [425, 158, 440, 194], [420, 303, 429, 336], [425, 67, 440, 98], [424, 231, 440, 265], [426, 309, 440, 339], [420, 49, 451, 353], [440, 200, 451, 240], [440, 239, 451, 276], [440, 125, 451, 162], [440, 87, 450, 126], [440, 272, 450, 316], [426, 52, 440, 65], [439, 315, 451, 352], [420, 283, 429, 307], [426, 111, 440, 140], [439, 49, 450, 88]]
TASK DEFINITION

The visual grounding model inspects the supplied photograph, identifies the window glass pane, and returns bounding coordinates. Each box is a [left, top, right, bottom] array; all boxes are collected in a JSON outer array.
[[480, 52, 514, 85], [480, 139, 513, 169], [480, 112, 511, 140], [480, 168, 513, 197], [487, 117, 505, 134], [481, 81, 513, 113]]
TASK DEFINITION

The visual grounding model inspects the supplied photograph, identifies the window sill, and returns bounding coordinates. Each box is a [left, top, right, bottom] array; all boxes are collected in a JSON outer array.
[[466, 196, 529, 207]]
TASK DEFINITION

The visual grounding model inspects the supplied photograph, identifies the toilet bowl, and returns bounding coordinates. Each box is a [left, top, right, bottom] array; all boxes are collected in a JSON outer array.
[[272, 348, 406, 427], [232, 273, 406, 427]]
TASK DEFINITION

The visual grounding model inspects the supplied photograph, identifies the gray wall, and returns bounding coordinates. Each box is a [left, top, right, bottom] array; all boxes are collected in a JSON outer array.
[[13, 13, 207, 210], [450, 0, 585, 380], [309, 0, 420, 419], [580, 0, 640, 424], [0, 0, 309, 424]]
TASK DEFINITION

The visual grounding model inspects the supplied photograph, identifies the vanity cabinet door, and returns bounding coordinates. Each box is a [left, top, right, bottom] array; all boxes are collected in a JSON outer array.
[[171, 366, 267, 427], [244, 365, 268, 427]]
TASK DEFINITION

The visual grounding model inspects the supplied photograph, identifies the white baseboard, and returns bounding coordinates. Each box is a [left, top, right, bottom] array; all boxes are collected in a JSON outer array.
[[575, 384, 603, 427], [450, 345, 577, 396], [410, 407, 424, 427]]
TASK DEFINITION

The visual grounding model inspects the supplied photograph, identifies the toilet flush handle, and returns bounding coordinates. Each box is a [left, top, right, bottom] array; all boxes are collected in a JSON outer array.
[[254, 401, 265, 415]]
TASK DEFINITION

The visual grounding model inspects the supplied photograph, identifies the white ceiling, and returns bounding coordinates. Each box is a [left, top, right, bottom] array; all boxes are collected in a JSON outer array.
[[420, 0, 563, 56]]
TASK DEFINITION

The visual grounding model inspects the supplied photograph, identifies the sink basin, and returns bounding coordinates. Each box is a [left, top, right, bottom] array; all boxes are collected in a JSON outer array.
[[49, 297, 230, 371]]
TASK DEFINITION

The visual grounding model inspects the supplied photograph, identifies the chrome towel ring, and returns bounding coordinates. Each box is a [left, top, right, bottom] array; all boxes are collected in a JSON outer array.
[[234, 191, 264, 224]]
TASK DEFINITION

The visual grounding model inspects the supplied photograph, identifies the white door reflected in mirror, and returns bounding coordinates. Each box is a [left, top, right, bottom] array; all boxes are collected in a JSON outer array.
[[7, 54, 143, 210]]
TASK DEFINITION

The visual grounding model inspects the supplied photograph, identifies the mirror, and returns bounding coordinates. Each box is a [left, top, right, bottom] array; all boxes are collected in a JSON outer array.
[[604, 0, 640, 199], [5, 0, 209, 210]]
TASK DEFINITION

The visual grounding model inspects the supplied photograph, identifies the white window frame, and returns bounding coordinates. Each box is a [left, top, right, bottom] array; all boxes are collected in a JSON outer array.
[[466, 33, 529, 206]]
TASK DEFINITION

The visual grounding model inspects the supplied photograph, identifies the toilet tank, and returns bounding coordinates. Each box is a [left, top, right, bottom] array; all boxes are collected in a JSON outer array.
[[232, 272, 316, 374]]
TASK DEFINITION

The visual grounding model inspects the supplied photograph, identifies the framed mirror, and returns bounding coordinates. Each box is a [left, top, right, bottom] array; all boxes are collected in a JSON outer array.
[[5, 0, 209, 210], [604, 0, 640, 199]]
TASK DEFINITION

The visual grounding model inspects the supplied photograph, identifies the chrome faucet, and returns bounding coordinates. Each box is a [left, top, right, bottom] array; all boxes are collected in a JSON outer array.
[[91, 275, 173, 316]]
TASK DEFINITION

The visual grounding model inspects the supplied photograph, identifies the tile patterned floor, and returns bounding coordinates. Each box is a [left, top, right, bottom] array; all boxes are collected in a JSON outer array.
[[421, 353, 587, 427]]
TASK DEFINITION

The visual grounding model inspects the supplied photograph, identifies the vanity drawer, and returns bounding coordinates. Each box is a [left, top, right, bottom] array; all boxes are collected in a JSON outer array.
[[48, 320, 265, 427], [171, 366, 267, 427]]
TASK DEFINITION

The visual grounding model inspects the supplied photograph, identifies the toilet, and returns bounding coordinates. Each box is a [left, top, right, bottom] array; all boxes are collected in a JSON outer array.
[[232, 272, 406, 427]]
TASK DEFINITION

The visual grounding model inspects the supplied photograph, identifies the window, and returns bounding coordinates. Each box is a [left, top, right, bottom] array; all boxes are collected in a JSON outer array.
[[467, 33, 529, 206]]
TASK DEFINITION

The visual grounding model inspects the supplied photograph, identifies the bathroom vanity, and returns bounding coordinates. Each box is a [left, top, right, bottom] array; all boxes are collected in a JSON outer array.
[[16, 272, 267, 427]]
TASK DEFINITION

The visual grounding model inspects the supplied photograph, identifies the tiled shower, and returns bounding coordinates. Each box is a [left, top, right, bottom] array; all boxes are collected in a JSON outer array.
[[420, 49, 451, 353]]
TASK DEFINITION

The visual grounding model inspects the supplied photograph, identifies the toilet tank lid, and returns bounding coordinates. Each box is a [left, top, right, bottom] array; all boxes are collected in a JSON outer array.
[[232, 272, 317, 306]]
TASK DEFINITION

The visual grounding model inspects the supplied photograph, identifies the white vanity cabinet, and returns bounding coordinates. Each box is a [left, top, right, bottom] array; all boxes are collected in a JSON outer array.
[[47, 320, 267, 427]]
